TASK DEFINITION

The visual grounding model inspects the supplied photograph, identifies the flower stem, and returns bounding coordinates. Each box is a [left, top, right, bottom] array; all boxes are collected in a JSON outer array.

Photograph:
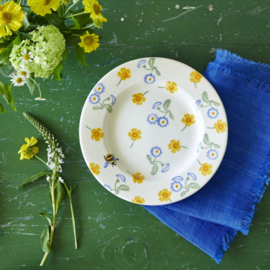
[[181, 125, 187, 132], [207, 127, 215, 129], [30, 77, 43, 99], [34, 155, 47, 165], [181, 146, 188, 149], [116, 79, 122, 86], [85, 125, 92, 130], [143, 91, 148, 96], [65, 11, 85, 19], [130, 141, 134, 148], [64, 1, 79, 16], [194, 82, 197, 89], [197, 159, 201, 166], [80, 24, 95, 29]]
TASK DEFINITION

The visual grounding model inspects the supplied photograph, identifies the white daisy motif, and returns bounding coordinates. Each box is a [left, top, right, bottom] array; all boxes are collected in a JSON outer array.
[[170, 181, 182, 192], [20, 49, 34, 64], [11, 75, 26, 87], [18, 69, 30, 78]]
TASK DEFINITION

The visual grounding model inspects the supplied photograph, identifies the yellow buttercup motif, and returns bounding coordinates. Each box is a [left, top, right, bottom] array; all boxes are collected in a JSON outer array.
[[117, 67, 131, 85], [181, 114, 196, 131], [132, 93, 146, 105], [91, 128, 104, 141], [214, 120, 227, 133], [166, 81, 178, 93], [168, 139, 188, 153], [199, 163, 213, 176], [132, 196, 145, 204], [89, 163, 100, 175], [158, 189, 172, 202], [128, 128, 142, 148], [132, 172, 145, 184]]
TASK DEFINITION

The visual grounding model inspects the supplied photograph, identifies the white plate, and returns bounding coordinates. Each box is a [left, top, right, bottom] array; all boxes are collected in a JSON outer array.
[[79, 57, 228, 206]]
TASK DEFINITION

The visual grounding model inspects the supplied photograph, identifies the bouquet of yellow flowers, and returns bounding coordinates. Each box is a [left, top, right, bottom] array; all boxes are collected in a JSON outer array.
[[0, 0, 106, 112]]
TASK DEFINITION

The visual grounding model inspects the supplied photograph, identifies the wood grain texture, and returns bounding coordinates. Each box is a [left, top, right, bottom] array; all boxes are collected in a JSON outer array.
[[1, 0, 270, 268]]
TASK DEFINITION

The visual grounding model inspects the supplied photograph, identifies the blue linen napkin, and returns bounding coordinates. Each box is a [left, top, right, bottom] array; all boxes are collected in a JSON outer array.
[[144, 49, 270, 263]]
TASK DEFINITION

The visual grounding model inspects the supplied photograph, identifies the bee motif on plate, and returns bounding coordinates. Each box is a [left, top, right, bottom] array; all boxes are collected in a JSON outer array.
[[104, 153, 119, 168]]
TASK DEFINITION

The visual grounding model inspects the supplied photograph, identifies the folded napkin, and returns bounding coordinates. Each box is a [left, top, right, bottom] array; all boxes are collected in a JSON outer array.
[[144, 49, 270, 263]]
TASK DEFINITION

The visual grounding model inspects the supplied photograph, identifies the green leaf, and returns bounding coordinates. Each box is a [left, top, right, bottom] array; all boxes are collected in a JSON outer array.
[[73, 44, 87, 66], [62, 49, 69, 60], [187, 182, 200, 189], [40, 225, 52, 253], [22, 15, 30, 31], [154, 67, 161, 76], [212, 101, 220, 106], [212, 143, 221, 149], [19, 172, 52, 187], [202, 92, 209, 103], [75, 13, 93, 28], [93, 106, 101, 110], [19, 32, 32, 40], [64, 34, 80, 46], [0, 102, 6, 113], [168, 110, 174, 120], [117, 185, 130, 192], [0, 82, 16, 111], [25, 73, 35, 95], [203, 133, 210, 145], [163, 99, 171, 111], [180, 190, 188, 197], [51, 62, 63, 82], [0, 37, 19, 66], [39, 212, 52, 225], [44, 13, 68, 31], [147, 155, 152, 163], [58, 4, 66, 18], [103, 104, 112, 113], [70, 14, 81, 29], [151, 163, 158, 175], [54, 181, 66, 213], [148, 58, 155, 68]]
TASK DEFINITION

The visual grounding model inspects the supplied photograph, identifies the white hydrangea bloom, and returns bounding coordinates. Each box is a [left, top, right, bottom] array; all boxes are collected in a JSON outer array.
[[10, 25, 65, 79]]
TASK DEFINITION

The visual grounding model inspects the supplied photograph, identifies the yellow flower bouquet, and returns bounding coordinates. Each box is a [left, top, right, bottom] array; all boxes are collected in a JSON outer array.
[[0, 0, 106, 112]]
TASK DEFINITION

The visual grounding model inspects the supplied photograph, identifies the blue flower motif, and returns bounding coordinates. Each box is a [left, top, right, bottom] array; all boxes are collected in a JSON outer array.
[[195, 99, 201, 110], [116, 174, 126, 182], [104, 184, 112, 191], [172, 176, 184, 182], [207, 108, 219, 119], [89, 93, 100, 104], [152, 101, 162, 109], [150, 146, 162, 157], [110, 94, 116, 106], [94, 83, 105, 95], [161, 163, 170, 173], [104, 158, 119, 168], [206, 149, 218, 160], [137, 59, 146, 68], [157, 117, 169, 127], [196, 142, 202, 153], [144, 74, 155, 84], [187, 173, 197, 181], [170, 181, 182, 192], [147, 114, 158, 125]]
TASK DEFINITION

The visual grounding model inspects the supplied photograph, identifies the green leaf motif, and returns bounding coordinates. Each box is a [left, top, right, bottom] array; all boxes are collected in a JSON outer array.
[[51, 62, 63, 82], [39, 212, 52, 225], [148, 58, 155, 68], [103, 104, 112, 113], [180, 190, 188, 197], [212, 143, 221, 149], [212, 101, 220, 106], [117, 185, 130, 192], [73, 44, 87, 67], [40, 226, 52, 253], [25, 73, 35, 95], [151, 163, 158, 175], [93, 106, 101, 110], [187, 182, 200, 189], [163, 99, 171, 111], [154, 67, 161, 76], [19, 171, 52, 187], [202, 92, 209, 103], [0, 82, 16, 111], [0, 102, 6, 113], [147, 155, 152, 163], [168, 111, 174, 120], [55, 182, 66, 213], [203, 133, 210, 145]]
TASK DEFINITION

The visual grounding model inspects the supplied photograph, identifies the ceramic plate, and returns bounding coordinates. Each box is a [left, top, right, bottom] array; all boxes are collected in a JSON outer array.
[[79, 57, 228, 206]]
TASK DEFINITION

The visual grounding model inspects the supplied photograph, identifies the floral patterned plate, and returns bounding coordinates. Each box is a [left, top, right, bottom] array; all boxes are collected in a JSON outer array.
[[79, 57, 228, 205]]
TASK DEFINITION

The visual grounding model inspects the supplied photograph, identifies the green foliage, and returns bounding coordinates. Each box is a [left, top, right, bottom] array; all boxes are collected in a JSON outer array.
[[0, 82, 16, 112], [25, 73, 36, 95], [73, 44, 87, 66], [19, 171, 52, 187], [51, 62, 63, 82], [40, 226, 52, 253], [55, 182, 66, 213]]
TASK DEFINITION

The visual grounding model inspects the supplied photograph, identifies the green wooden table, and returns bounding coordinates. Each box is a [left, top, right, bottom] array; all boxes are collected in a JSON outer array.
[[1, 0, 270, 269]]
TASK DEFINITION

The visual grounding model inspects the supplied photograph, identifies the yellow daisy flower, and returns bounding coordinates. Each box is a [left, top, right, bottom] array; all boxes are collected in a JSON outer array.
[[214, 119, 227, 134], [83, 0, 107, 23], [190, 71, 202, 83], [158, 189, 171, 202], [79, 31, 100, 53], [168, 140, 181, 153], [89, 163, 100, 175], [199, 163, 213, 176], [128, 128, 142, 141], [132, 196, 145, 204], [132, 93, 146, 105], [182, 114, 196, 126], [18, 137, 39, 160], [28, 0, 60, 16], [132, 172, 145, 184], [166, 81, 178, 93], [0, 1, 24, 38], [91, 128, 103, 141]]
